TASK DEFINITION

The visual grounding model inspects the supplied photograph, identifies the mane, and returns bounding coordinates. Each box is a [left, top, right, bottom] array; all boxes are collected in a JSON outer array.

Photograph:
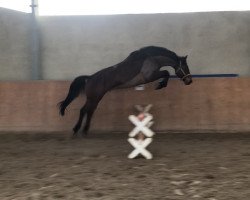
[[138, 46, 179, 62]]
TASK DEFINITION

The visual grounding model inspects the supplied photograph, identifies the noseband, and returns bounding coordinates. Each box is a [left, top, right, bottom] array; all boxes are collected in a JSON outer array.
[[176, 60, 191, 81]]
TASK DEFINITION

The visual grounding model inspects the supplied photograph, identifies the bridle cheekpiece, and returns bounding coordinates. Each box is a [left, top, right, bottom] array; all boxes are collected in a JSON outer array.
[[176, 60, 191, 81]]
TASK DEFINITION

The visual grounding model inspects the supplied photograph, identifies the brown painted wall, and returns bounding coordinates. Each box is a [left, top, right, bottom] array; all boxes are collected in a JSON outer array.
[[0, 78, 250, 133]]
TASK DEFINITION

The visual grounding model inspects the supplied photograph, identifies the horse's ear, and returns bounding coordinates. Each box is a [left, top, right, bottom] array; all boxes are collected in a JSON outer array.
[[185, 55, 188, 59]]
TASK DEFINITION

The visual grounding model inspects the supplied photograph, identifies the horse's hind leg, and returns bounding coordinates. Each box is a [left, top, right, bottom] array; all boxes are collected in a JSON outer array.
[[82, 109, 95, 135], [73, 99, 98, 136], [73, 103, 87, 136], [82, 100, 99, 135]]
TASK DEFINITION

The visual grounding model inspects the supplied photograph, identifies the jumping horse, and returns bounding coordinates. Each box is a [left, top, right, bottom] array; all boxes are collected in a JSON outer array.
[[59, 46, 192, 137]]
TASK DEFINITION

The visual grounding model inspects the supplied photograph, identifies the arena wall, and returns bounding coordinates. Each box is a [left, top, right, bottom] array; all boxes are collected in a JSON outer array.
[[1, 9, 250, 133], [0, 8, 250, 80], [0, 78, 249, 133], [39, 11, 250, 79], [0, 8, 32, 80]]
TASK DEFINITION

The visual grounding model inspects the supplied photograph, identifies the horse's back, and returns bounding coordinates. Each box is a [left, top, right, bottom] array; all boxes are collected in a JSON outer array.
[[85, 46, 170, 95]]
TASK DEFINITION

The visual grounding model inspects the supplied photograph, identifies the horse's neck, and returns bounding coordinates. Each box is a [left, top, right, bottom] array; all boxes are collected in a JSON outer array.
[[153, 56, 178, 69]]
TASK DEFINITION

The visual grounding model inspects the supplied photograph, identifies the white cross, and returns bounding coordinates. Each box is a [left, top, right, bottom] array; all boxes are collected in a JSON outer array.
[[134, 104, 152, 113], [128, 115, 155, 137], [128, 104, 155, 159], [127, 138, 153, 159]]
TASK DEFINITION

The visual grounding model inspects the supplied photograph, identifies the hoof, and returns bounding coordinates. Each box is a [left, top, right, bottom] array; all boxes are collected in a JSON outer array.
[[155, 85, 163, 90], [155, 83, 167, 90], [81, 131, 88, 137], [71, 129, 78, 138], [155, 85, 162, 90], [59, 109, 65, 116], [71, 133, 78, 139], [73, 125, 80, 134]]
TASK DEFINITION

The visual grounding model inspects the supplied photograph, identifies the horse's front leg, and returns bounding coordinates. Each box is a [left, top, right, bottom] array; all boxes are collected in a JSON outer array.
[[149, 70, 170, 90], [155, 71, 170, 90], [141, 58, 170, 90]]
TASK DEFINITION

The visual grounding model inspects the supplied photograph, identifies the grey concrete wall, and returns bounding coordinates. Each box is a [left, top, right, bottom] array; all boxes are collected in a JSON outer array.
[[0, 10, 250, 80], [0, 8, 32, 80], [39, 11, 250, 80]]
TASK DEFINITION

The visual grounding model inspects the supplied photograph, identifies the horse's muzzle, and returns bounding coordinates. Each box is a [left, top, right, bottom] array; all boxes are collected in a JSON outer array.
[[183, 75, 192, 85]]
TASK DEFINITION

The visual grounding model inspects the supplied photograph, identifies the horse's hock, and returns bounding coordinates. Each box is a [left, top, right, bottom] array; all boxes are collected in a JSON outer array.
[[0, 78, 250, 133]]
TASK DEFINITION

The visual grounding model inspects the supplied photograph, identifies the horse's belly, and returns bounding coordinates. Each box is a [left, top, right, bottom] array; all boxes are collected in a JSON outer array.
[[116, 73, 146, 89]]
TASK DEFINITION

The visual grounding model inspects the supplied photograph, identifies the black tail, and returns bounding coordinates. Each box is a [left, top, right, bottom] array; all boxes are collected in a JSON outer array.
[[59, 75, 89, 116]]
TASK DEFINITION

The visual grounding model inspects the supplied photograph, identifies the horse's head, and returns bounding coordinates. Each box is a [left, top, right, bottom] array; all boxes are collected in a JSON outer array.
[[175, 56, 192, 85]]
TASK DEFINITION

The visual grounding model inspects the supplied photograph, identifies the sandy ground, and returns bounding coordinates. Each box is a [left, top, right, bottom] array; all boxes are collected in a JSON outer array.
[[0, 132, 250, 200]]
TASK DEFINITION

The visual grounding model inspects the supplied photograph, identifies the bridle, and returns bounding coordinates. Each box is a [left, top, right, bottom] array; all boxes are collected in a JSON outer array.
[[176, 60, 191, 81]]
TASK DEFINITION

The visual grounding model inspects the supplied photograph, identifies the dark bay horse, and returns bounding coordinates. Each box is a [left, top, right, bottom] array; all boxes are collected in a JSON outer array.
[[59, 46, 192, 136]]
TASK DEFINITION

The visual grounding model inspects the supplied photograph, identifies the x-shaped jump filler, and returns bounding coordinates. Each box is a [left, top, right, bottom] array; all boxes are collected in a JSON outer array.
[[128, 104, 155, 159]]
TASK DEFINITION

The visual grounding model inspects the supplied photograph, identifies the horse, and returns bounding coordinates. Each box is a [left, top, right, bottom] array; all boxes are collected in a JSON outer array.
[[59, 46, 192, 137]]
